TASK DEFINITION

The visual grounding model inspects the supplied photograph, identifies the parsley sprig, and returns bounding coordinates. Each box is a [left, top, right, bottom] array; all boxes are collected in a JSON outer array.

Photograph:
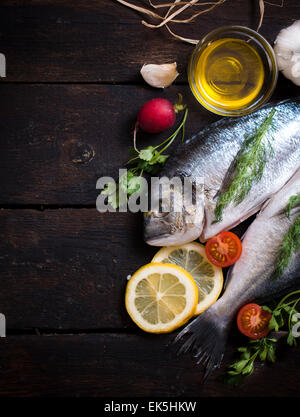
[[101, 107, 188, 209], [214, 109, 276, 223], [263, 290, 300, 346], [225, 337, 277, 385], [224, 290, 300, 386]]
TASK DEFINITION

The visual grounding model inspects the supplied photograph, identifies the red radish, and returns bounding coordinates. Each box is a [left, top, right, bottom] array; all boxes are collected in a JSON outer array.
[[137, 98, 176, 134]]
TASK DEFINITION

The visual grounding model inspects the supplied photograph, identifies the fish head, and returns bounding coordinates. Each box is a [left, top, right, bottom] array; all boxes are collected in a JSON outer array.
[[144, 177, 204, 246]]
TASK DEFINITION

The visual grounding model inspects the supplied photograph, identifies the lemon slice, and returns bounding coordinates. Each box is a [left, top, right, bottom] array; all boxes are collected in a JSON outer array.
[[152, 242, 223, 315], [125, 263, 198, 333]]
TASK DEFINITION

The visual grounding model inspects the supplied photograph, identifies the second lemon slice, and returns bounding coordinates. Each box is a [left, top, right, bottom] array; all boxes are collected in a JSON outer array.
[[152, 242, 223, 315]]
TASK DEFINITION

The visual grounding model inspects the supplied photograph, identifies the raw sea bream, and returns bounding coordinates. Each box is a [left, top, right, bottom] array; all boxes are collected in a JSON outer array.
[[144, 98, 300, 246], [175, 168, 300, 376]]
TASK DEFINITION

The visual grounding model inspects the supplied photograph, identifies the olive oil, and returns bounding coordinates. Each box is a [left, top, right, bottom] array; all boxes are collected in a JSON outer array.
[[194, 38, 264, 111]]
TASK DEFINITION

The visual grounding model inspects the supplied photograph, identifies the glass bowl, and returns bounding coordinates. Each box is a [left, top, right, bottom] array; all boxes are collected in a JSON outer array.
[[188, 26, 278, 116]]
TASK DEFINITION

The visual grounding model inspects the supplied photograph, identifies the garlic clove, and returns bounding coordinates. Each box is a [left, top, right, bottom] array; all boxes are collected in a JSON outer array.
[[140, 62, 179, 88], [274, 20, 300, 86]]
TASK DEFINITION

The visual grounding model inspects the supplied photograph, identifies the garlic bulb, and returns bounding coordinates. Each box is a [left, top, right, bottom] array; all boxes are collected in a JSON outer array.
[[140, 62, 179, 88], [274, 20, 300, 86]]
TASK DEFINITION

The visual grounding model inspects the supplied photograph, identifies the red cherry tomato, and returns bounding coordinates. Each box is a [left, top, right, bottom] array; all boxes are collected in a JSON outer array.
[[205, 231, 242, 268], [237, 303, 272, 339]]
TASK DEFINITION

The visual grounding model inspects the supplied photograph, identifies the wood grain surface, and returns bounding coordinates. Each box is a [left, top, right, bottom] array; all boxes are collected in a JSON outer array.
[[0, 334, 299, 397], [0, 0, 299, 397], [0, 0, 299, 82]]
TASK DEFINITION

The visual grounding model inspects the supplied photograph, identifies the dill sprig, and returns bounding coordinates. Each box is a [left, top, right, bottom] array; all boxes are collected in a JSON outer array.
[[273, 193, 300, 280], [285, 192, 300, 219], [214, 109, 276, 223]]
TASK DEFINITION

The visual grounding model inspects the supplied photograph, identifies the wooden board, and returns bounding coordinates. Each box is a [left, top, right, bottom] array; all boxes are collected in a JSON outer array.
[[0, 84, 220, 205], [0, 208, 155, 329], [0, 0, 298, 82], [0, 207, 253, 330], [0, 334, 299, 397], [0, 0, 299, 397], [0, 80, 297, 205]]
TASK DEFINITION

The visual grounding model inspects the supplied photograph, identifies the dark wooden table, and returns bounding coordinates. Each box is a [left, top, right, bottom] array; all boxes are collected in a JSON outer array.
[[0, 0, 299, 397]]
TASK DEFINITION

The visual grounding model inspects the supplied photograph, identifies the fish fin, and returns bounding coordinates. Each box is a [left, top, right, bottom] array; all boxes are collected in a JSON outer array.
[[173, 305, 230, 380]]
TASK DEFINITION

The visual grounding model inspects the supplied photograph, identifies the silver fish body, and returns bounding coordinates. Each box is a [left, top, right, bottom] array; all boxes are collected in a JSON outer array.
[[221, 168, 300, 308], [144, 98, 300, 245], [175, 168, 300, 377]]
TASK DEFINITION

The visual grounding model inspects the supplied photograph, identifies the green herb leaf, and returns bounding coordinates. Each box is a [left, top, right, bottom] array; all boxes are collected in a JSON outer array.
[[230, 359, 249, 373], [223, 336, 278, 385], [214, 109, 276, 223], [242, 361, 254, 375], [262, 305, 273, 313], [272, 215, 300, 279], [223, 291, 300, 386], [107, 194, 118, 209], [287, 331, 297, 347], [283, 305, 294, 314], [119, 172, 132, 193], [259, 347, 268, 361], [101, 182, 117, 196], [285, 192, 300, 219], [139, 146, 156, 161], [272, 193, 300, 279], [266, 344, 276, 363], [268, 315, 279, 331], [127, 176, 142, 194], [237, 347, 248, 353], [129, 108, 187, 177], [101, 107, 189, 209], [148, 152, 169, 165]]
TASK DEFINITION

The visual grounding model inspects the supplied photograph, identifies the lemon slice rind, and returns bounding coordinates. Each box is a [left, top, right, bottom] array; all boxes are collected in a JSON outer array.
[[125, 263, 198, 333], [152, 242, 223, 315]]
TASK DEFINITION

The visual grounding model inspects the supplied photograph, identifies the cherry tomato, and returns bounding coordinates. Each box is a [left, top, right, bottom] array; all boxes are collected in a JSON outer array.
[[237, 303, 272, 339], [205, 231, 242, 268]]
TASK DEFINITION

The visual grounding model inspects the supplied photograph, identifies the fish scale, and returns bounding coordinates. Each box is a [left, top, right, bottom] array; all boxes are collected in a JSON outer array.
[[144, 98, 300, 246], [174, 167, 300, 378]]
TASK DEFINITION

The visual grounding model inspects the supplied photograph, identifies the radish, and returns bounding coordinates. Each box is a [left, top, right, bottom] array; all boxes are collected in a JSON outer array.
[[137, 98, 176, 134], [133, 97, 186, 153]]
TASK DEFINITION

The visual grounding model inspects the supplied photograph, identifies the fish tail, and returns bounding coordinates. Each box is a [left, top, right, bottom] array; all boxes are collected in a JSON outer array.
[[173, 302, 231, 380]]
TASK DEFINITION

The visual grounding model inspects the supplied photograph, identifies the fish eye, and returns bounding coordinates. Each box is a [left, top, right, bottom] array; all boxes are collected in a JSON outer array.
[[155, 198, 170, 217], [150, 198, 170, 217], [153, 211, 169, 218]]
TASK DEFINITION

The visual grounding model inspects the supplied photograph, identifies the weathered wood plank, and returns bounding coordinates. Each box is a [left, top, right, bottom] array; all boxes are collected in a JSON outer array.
[[0, 333, 299, 397], [0, 206, 252, 330], [0, 208, 158, 329], [0, 0, 299, 82], [0, 207, 286, 331], [0, 84, 220, 205], [0, 81, 297, 205]]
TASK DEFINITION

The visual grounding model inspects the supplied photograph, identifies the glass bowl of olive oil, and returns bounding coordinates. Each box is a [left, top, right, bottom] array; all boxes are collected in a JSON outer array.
[[188, 26, 278, 116]]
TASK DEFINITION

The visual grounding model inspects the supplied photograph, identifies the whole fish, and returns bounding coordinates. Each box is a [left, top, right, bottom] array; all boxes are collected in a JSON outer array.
[[144, 98, 300, 246], [174, 168, 300, 377]]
